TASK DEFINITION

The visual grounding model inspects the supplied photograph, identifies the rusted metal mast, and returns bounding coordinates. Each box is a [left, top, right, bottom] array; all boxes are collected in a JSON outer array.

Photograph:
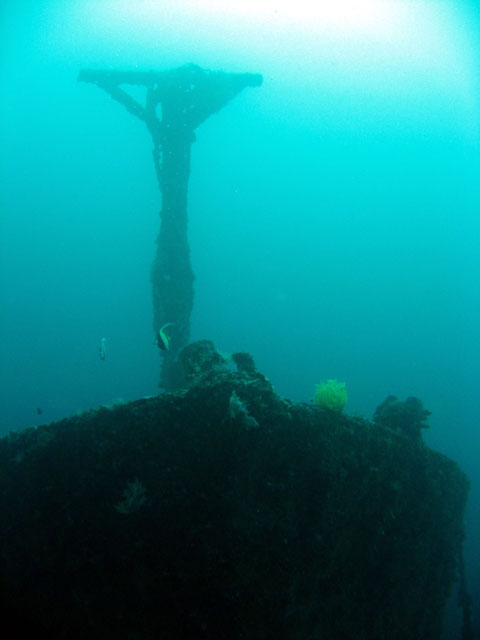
[[79, 64, 262, 389]]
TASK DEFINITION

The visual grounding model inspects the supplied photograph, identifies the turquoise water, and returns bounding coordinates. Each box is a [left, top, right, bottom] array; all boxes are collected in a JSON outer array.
[[1, 0, 479, 635]]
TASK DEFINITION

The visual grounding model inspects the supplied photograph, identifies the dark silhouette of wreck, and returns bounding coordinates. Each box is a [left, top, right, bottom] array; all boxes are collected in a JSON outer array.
[[0, 341, 470, 639]]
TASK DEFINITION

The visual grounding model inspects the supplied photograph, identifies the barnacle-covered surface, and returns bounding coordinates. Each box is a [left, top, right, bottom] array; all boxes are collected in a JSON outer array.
[[0, 341, 469, 639]]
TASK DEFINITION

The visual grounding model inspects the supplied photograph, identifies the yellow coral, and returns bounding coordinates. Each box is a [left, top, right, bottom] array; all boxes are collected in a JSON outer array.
[[313, 379, 348, 412]]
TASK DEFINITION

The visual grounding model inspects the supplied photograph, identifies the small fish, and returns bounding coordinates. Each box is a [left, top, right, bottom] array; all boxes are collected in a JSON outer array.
[[99, 337, 107, 360], [36, 407, 43, 415], [155, 323, 175, 351]]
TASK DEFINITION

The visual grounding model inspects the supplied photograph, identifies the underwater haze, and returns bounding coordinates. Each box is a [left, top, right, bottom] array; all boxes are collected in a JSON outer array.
[[1, 0, 479, 635]]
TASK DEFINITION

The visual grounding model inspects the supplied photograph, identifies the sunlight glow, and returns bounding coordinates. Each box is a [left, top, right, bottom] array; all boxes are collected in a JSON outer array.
[[105, 0, 402, 37], [204, 0, 396, 31]]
